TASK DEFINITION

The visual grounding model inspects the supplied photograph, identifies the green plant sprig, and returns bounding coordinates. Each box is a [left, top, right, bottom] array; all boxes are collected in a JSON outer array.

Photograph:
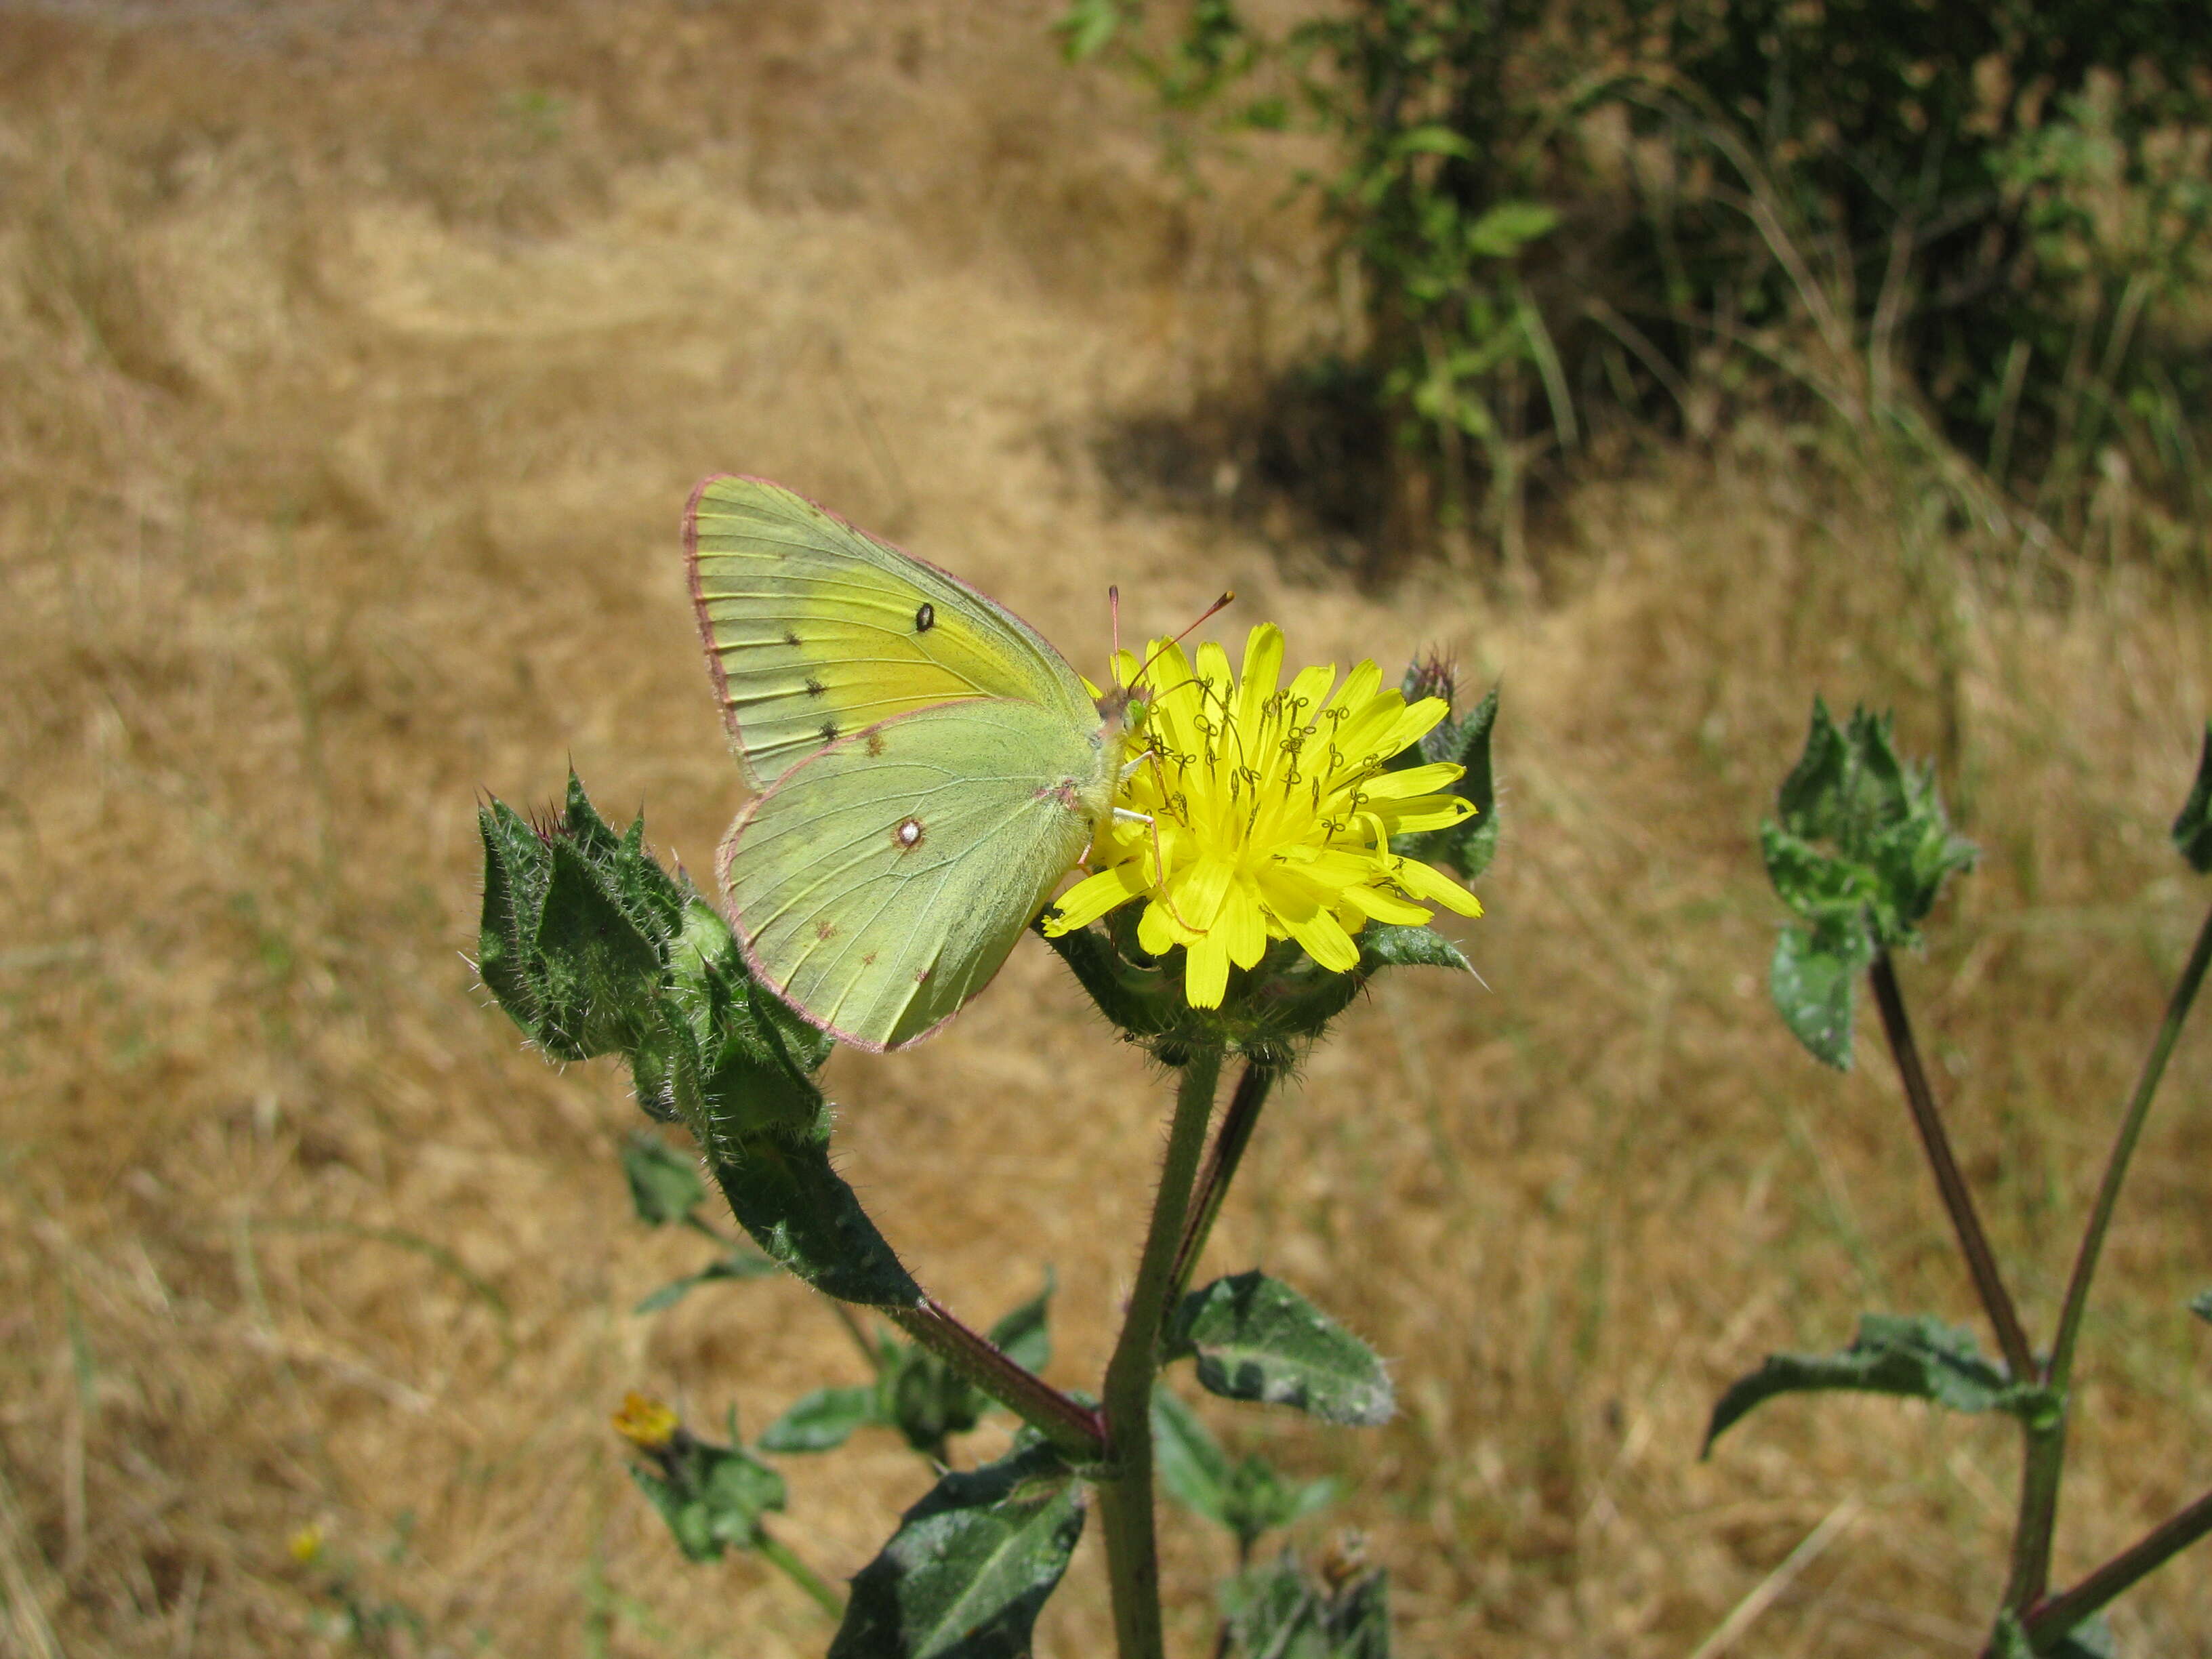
[[474, 669, 1498, 1657], [1727, 702, 2212, 1655]]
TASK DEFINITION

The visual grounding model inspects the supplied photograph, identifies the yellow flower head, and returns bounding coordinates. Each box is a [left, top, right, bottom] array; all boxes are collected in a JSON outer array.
[[1047, 623, 1482, 1008], [611, 1391, 680, 1452], [286, 1522, 325, 1566]]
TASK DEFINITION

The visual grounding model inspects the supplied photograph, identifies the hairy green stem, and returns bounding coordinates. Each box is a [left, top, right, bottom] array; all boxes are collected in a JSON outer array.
[[2047, 899, 2212, 1394], [1868, 951, 2038, 1382], [2024, 1487, 2212, 1648], [2003, 1413, 2069, 1613], [1168, 1059, 1278, 1307], [755, 1525, 843, 1619], [1099, 1047, 1224, 1659], [884, 1298, 1103, 1462]]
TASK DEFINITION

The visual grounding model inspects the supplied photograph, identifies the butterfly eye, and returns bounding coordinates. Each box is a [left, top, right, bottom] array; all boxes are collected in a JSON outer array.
[[914, 602, 936, 633]]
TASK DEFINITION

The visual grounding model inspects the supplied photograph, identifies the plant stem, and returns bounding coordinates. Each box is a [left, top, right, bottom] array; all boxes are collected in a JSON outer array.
[[884, 1299, 1103, 1462], [2047, 899, 2212, 1395], [1868, 950, 2037, 1383], [1099, 1046, 1224, 1659], [2003, 1412, 2068, 1612], [2006, 897, 2212, 1612], [1168, 1060, 1278, 1307], [830, 1299, 880, 1370], [755, 1524, 844, 1619], [2024, 1487, 2212, 1648]]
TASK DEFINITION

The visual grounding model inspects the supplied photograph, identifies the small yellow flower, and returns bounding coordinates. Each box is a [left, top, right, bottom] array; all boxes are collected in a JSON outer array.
[[1047, 623, 1482, 1008], [287, 1522, 325, 1566], [611, 1391, 680, 1452]]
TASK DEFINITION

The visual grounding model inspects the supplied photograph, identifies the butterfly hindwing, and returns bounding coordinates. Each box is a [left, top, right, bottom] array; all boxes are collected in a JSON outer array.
[[687, 475, 1094, 787], [717, 699, 1109, 1050]]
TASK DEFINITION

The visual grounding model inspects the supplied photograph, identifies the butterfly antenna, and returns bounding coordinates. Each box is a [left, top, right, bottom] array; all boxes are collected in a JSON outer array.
[[1108, 583, 1124, 693], [1130, 590, 1235, 689]]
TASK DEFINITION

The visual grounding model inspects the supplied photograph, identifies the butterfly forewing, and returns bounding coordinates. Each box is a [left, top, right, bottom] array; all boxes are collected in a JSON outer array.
[[687, 476, 1094, 788], [718, 699, 1108, 1050]]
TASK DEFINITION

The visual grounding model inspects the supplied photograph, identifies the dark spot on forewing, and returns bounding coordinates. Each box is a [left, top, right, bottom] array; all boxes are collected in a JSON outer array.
[[892, 816, 924, 851], [783, 628, 802, 649], [804, 675, 827, 697], [816, 921, 837, 941], [819, 720, 839, 742], [915, 602, 935, 633], [865, 731, 888, 757]]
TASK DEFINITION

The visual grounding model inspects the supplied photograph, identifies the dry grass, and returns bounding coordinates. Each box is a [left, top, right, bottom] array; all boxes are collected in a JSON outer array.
[[1, 4, 2209, 1656]]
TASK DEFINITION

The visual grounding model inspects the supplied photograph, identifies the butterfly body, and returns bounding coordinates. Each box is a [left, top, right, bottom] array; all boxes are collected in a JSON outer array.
[[687, 476, 1126, 1050]]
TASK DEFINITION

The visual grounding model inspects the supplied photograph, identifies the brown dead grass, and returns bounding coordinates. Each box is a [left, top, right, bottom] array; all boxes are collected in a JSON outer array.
[[1, 4, 2208, 1656]]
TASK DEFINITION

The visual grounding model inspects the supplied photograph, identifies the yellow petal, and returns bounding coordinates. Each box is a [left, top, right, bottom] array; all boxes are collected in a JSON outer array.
[[1139, 898, 1186, 954], [1044, 861, 1149, 934], [1176, 856, 1235, 931], [1336, 882, 1432, 925], [1219, 884, 1270, 968], [1383, 796, 1476, 834], [1333, 690, 1414, 766], [1235, 624, 1284, 738], [1284, 663, 1338, 726], [1361, 762, 1465, 798], [1282, 903, 1361, 972], [1195, 639, 1235, 705], [1328, 658, 1382, 713], [1393, 857, 1485, 916], [1185, 930, 1231, 1007]]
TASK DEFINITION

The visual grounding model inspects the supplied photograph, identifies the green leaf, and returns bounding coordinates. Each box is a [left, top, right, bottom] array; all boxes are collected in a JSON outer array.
[[609, 802, 688, 949], [759, 1385, 882, 1454], [1357, 924, 1470, 972], [631, 1246, 779, 1314], [1152, 1384, 1336, 1553], [2191, 1288, 2211, 1324], [620, 1130, 707, 1227], [705, 1118, 923, 1308], [1465, 201, 1559, 259], [1221, 1554, 1392, 1658], [476, 800, 552, 1036], [1391, 125, 1474, 161], [886, 1342, 989, 1454], [627, 1431, 787, 1562], [1761, 819, 1880, 928], [534, 838, 662, 1061], [557, 769, 624, 865], [685, 978, 832, 1156], [1762, 700, 1975, 954], [1990, 1610, 2114, 1659], [2173, 721, 2212, 875], [1053, 0, 1123, 62], [2051, 1616, 2118, 1659], [1168, 1273, 1393, 1427], [830, 1440, 1085, 1659], [1769, 922, 1871, 1070], [1151, 1384, 1235, 1529], [1237, 95, 1290, 130], [1704, 1313, 2055, 1454], [1036, 915, 1176, 1039]]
